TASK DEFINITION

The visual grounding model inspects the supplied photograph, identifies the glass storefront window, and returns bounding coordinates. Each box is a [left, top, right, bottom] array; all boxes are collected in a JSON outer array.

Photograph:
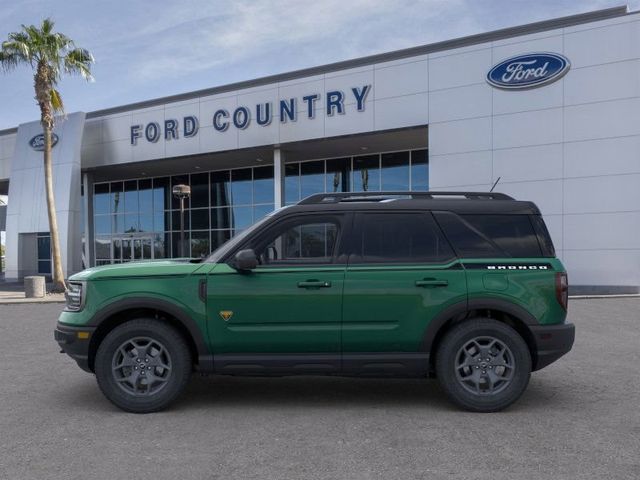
[[111, 182, 123, 215], [285, 164, 300, 204], [94, 183, 110, 214], [253, 166, 274, 204], [381, 151, 410, 191], [231, 168, 253, 206], [191, 208, 209, 230], [326, 158, 350, 193], [300, 161, 325, 199], [211, 171, 231, 208], [353, 155, 380, 192], [190, 172, 209, 208], [92, 149, 427, 265], [411, 149, 429, 190], [153, 177, 170, 211]]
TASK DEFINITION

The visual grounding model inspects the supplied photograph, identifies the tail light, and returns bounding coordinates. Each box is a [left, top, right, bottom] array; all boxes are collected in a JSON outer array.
[[555, 272, 568, 311]]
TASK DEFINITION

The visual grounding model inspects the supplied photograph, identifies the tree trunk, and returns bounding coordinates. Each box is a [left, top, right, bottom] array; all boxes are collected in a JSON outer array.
[[43, 125, 66, 293]]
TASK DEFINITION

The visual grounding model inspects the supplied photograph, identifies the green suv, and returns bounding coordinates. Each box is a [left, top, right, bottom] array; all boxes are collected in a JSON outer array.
[[55, 191, 574, 413]]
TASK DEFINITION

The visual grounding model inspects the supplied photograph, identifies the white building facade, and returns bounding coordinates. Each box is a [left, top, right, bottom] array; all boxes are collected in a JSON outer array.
[[0, 6, 639, 293]]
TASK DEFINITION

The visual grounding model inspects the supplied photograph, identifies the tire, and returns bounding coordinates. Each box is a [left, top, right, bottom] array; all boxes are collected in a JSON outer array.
[[435, 318, 531, 412], [95, 319, 192, 413]]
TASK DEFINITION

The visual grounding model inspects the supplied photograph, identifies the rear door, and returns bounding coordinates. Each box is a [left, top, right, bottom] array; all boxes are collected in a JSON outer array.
[[341, 211, 467, 370]]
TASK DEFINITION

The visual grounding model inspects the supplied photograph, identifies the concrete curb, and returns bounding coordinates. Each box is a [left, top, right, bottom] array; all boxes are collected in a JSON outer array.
[[0, 295, 66, 305]]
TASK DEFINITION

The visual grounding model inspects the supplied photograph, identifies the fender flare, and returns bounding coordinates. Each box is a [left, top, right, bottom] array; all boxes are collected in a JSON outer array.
[[421, 297, 538, 353], [87, 296, 213, 371]]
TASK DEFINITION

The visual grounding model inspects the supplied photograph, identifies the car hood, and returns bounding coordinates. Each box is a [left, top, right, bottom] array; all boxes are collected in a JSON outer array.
[[69, 260, 209, 281]]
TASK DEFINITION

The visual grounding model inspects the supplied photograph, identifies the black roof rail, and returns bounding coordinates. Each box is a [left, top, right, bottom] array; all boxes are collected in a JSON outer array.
[[297, 191, 514, 205]]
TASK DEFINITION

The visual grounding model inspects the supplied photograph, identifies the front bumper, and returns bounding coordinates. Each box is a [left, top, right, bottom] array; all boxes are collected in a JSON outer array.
[[54, 323, 96, 373], [530, 322, 575, 371]]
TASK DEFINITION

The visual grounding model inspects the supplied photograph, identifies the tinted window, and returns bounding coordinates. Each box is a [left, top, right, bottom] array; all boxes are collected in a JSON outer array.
[[353, 213, 454, 264], [253, 217, 341, 265], [435, 212, 544, 258]]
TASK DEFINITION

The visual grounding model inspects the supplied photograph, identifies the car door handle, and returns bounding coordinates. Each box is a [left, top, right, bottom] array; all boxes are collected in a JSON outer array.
[[297, 280, 332, 289], [415, 278, 449, 288]]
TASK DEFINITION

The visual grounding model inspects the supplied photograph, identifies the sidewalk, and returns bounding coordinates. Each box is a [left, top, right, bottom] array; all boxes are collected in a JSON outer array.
[[0, 281, 65, 304]]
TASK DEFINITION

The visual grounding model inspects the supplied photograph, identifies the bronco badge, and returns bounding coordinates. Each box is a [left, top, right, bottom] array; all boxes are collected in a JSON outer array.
[[219, 310, 233, 321]]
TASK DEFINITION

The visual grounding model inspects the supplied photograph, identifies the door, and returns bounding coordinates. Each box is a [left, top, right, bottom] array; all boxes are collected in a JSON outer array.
[[341, 212, 467, 369], [207, 213, 349, 362]]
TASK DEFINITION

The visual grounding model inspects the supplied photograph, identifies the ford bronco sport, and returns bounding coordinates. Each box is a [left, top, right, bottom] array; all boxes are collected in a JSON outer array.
[[55, 191, 574, 413]]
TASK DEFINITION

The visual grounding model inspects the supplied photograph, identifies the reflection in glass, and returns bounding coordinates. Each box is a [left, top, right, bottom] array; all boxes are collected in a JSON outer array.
[[95, 237, 111, 259], [191, 208, 209, 230], [124, 213, 139, 233], [285, 163, 300, 204], [171, 210, 190, 231], [153, 177, 170, 211], [94, 183, 110, 214], [139, 213, 153, 232], [253, 166, 274, 204], [190, 231, 210, 258], [326, 158, 350, 192], [211, 171, 230, 208], [124, 180, 138, 212], [232, 205, 253, 230], [410, 149, 429, 190], [381, 151, 410, 191], [211, 207, 231, 230], [111, 182, 123, 214], [231, 169, 252, 206], [253, 204, 274, 222], [139, 179, 153, 212], [190, 172, 209, 208], [211, 230, 232, 251], [300, 161, 325, 199], [353, 155, 380, 191]]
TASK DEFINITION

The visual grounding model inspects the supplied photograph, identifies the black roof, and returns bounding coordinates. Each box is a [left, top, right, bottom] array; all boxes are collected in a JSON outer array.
[[281, 191, 541, 215]]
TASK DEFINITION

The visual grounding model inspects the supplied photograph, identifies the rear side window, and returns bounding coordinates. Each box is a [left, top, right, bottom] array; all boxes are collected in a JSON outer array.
[[351, 212, 455, 264], [434, 212, 547, 258]]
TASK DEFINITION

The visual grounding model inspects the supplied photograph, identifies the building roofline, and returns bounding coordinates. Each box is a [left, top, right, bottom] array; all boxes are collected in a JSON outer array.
[[0, 4, 629, 135]]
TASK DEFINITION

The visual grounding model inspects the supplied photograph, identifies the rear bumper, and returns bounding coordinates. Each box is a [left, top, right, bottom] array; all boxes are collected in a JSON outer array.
[[54, 323, 96, 373], [530, 322, 575, 371]]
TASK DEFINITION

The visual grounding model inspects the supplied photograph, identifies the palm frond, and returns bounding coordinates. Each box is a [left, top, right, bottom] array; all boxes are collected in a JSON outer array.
[[64, 47, 94, 81], [50, 88, 64, 113]]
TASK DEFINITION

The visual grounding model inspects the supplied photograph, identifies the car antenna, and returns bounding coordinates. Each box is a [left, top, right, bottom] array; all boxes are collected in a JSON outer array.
[[490, 176, 501, 192]]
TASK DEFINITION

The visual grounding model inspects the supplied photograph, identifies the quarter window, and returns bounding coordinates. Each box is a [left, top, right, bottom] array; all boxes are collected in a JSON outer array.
[[352, 213, 454, 264]]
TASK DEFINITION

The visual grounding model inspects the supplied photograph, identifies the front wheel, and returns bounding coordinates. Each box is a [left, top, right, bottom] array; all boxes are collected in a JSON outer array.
[[435, 318, 531, 412], [95, 319, 192, 413]]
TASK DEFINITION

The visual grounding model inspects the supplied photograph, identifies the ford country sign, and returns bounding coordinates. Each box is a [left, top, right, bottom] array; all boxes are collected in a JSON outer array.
[[29, 133, 59, 151], [487, 53, 570, 90]]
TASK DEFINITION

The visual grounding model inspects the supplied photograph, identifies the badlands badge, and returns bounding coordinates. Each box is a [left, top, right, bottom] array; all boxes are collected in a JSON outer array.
[[219, 310, 233, 321]]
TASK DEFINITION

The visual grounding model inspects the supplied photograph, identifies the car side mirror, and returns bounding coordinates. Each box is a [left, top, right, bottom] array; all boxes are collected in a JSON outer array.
[[233, 249, 258, 271]]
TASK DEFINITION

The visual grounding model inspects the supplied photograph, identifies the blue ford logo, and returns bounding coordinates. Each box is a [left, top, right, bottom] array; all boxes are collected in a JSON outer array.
[[29, 133, 59, 151], [487, 53, 570, 90]]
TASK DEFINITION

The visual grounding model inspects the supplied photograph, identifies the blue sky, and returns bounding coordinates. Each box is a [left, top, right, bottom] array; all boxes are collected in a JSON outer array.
[[0, 0, 637, 130]]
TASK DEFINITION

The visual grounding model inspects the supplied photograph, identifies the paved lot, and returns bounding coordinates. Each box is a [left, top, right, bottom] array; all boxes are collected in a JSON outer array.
[[0, 299, 638, 480]]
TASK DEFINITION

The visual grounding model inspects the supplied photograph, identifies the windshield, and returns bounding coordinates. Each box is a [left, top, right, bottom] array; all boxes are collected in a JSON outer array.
[[205, 207, 286, 263]]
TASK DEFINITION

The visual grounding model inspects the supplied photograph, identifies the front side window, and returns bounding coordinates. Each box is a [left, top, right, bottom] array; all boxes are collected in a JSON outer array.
[[352, 212, 454, 264], [252, 216, 341, 266]]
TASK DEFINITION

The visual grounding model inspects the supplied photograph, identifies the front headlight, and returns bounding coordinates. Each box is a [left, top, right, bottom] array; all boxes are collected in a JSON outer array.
[[64, 281, 86, 312]]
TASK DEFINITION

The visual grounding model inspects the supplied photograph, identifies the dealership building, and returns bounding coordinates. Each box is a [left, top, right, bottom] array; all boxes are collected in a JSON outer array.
[[0, 5, 639, 293]]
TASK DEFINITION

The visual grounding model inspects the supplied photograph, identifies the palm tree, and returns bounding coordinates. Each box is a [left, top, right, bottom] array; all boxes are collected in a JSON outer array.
[[0, 18, 93, 292]]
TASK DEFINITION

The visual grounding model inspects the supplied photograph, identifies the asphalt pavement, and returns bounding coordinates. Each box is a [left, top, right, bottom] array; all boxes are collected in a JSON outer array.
[[0, 299, 638, 480]]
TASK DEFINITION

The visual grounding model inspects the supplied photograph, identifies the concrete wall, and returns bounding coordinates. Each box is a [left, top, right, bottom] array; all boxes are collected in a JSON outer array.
[[4, 113, 85, 280]]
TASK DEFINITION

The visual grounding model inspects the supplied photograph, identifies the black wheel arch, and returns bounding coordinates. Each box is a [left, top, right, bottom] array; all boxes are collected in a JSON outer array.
[[423, 298, 539, 373], [86, 297, 213, 373]]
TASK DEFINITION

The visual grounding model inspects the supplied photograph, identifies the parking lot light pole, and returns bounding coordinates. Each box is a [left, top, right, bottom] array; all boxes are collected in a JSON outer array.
[[172, 184, 191, 258]]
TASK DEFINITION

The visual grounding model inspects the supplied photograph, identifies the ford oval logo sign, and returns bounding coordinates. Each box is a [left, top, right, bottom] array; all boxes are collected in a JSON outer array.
[[29, 133, 59, 151], [487, 53, 570, 90]]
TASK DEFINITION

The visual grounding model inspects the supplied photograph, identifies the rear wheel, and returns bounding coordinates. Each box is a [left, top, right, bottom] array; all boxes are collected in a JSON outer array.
[[435, 318, 531, 412], [95, 319, 192, 413]]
